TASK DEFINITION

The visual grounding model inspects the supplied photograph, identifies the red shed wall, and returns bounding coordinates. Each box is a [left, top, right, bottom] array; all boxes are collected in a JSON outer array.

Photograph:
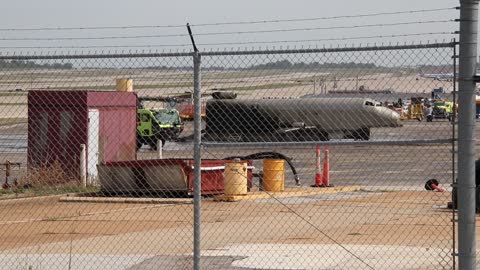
[[28, 91, 137, 179], [28, 91, 88, 178], [87, 91, 137, 163], [97, 107, 137, 162]]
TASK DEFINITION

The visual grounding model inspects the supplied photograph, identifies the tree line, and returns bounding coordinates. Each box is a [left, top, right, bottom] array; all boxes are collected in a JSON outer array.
[[246, 60, 377, 70], [0, 60, 73, 69]]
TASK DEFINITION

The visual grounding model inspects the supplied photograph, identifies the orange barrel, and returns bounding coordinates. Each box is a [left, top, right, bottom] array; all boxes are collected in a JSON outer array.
[[224, 161, 248, 195], [263, 159, 285, 192]]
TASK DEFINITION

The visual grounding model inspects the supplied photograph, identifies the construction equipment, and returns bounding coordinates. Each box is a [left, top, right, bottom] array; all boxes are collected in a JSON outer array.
[[402, 94, 456, 122], [137, 108, 184, 150], [136, 96, 185, 150], [431, 100, 455, 121], [427, 88, 456, 121], [405, 97, 425, 121], [166, 91, 207, 120], [177, 102, 206, 120]]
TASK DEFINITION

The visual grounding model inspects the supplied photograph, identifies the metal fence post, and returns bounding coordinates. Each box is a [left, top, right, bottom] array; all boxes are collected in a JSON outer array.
[[80, 144, 86, 187], [157, 140, 163, 159], [458, 1, 478, 269], [193, 51, 202, 270]]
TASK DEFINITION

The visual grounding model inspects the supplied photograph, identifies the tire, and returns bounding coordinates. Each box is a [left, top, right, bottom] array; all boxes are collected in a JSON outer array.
[[136, 140, 143, 151], [319, 131, 329, 141], [447, 114, 453, 122], [426, 115, 433, 122], [148, 139, 158, 150]]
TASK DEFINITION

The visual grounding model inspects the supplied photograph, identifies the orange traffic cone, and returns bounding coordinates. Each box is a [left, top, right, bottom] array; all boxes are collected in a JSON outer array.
[[322, 146, 331, 187], [311, 145, 324, 187]]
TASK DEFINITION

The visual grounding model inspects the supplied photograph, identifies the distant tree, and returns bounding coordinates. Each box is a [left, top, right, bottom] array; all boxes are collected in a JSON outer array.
[[246, 60, 377, 70], [0, 60, 74, 69]]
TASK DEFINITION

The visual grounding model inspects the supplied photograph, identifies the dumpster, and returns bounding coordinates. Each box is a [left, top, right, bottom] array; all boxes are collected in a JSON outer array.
[[98, 159, 253, 196]]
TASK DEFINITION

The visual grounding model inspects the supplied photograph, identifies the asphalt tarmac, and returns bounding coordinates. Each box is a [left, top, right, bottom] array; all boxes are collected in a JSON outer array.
[[0, 119, 459, 191]]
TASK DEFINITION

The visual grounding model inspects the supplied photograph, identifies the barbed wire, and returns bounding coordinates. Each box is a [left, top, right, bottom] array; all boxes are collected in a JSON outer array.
[[0, 33, 186, 41], [192, 7, 457, 27], [0, 20, 455, 41], [198, 32, 455, 46], [193, 20, 455, 37], [0, 7, 457, 32]]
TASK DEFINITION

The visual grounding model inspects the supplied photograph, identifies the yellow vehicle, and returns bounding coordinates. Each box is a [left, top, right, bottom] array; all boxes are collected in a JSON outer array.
[[406, 103, 425, 121], [432, 100, 455, 121], [136, 108, 184, 150]]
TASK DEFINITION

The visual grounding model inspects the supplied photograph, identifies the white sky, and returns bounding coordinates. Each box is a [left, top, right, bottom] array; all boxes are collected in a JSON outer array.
[[0, 0, 470, 53]]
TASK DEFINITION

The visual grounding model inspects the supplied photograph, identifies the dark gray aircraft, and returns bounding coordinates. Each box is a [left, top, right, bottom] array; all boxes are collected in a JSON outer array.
[[204, 95, 401, 142]]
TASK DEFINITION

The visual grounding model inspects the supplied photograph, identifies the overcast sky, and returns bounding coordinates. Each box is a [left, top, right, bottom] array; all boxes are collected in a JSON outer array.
[[0, 0, 469, 53]]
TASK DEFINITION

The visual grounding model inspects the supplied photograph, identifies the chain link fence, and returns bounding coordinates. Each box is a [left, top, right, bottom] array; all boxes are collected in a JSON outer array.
[[0, 42, 460, 269]]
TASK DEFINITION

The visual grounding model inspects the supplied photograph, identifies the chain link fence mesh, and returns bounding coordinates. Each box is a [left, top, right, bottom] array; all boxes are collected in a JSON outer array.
[[199, 44, 456, 270], [0, 42, 460, 269]]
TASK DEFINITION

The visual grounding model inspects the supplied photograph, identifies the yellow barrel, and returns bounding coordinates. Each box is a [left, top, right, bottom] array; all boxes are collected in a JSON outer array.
[[263, 159, 285, 192], [116, 79, 133, 92], [224, 161, 248, 195]]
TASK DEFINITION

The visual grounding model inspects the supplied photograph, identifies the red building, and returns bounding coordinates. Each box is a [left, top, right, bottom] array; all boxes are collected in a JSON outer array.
[[28, 91, 137, 183]]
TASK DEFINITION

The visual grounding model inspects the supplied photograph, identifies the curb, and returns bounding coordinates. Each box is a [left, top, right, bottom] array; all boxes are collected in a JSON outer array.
[[59, 195, 193, 204], [213, 185, 361, 202]]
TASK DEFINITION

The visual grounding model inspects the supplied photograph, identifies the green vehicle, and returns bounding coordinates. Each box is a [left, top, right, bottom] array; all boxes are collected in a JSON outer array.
[[431, 100, 455, 121], [137, 108, 184, 150]]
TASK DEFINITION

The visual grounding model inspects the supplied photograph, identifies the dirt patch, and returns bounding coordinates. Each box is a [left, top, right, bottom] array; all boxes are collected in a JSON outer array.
[[0, 190, 455, 253]]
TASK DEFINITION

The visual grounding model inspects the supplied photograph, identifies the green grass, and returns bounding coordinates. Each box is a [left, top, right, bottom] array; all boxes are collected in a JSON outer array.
[[0, 92, 26, 97], [0, 117, 27, 123]]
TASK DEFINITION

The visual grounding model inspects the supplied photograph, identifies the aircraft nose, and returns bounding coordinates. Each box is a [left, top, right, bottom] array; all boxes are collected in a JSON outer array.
[[390, 112, 401, 127]]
